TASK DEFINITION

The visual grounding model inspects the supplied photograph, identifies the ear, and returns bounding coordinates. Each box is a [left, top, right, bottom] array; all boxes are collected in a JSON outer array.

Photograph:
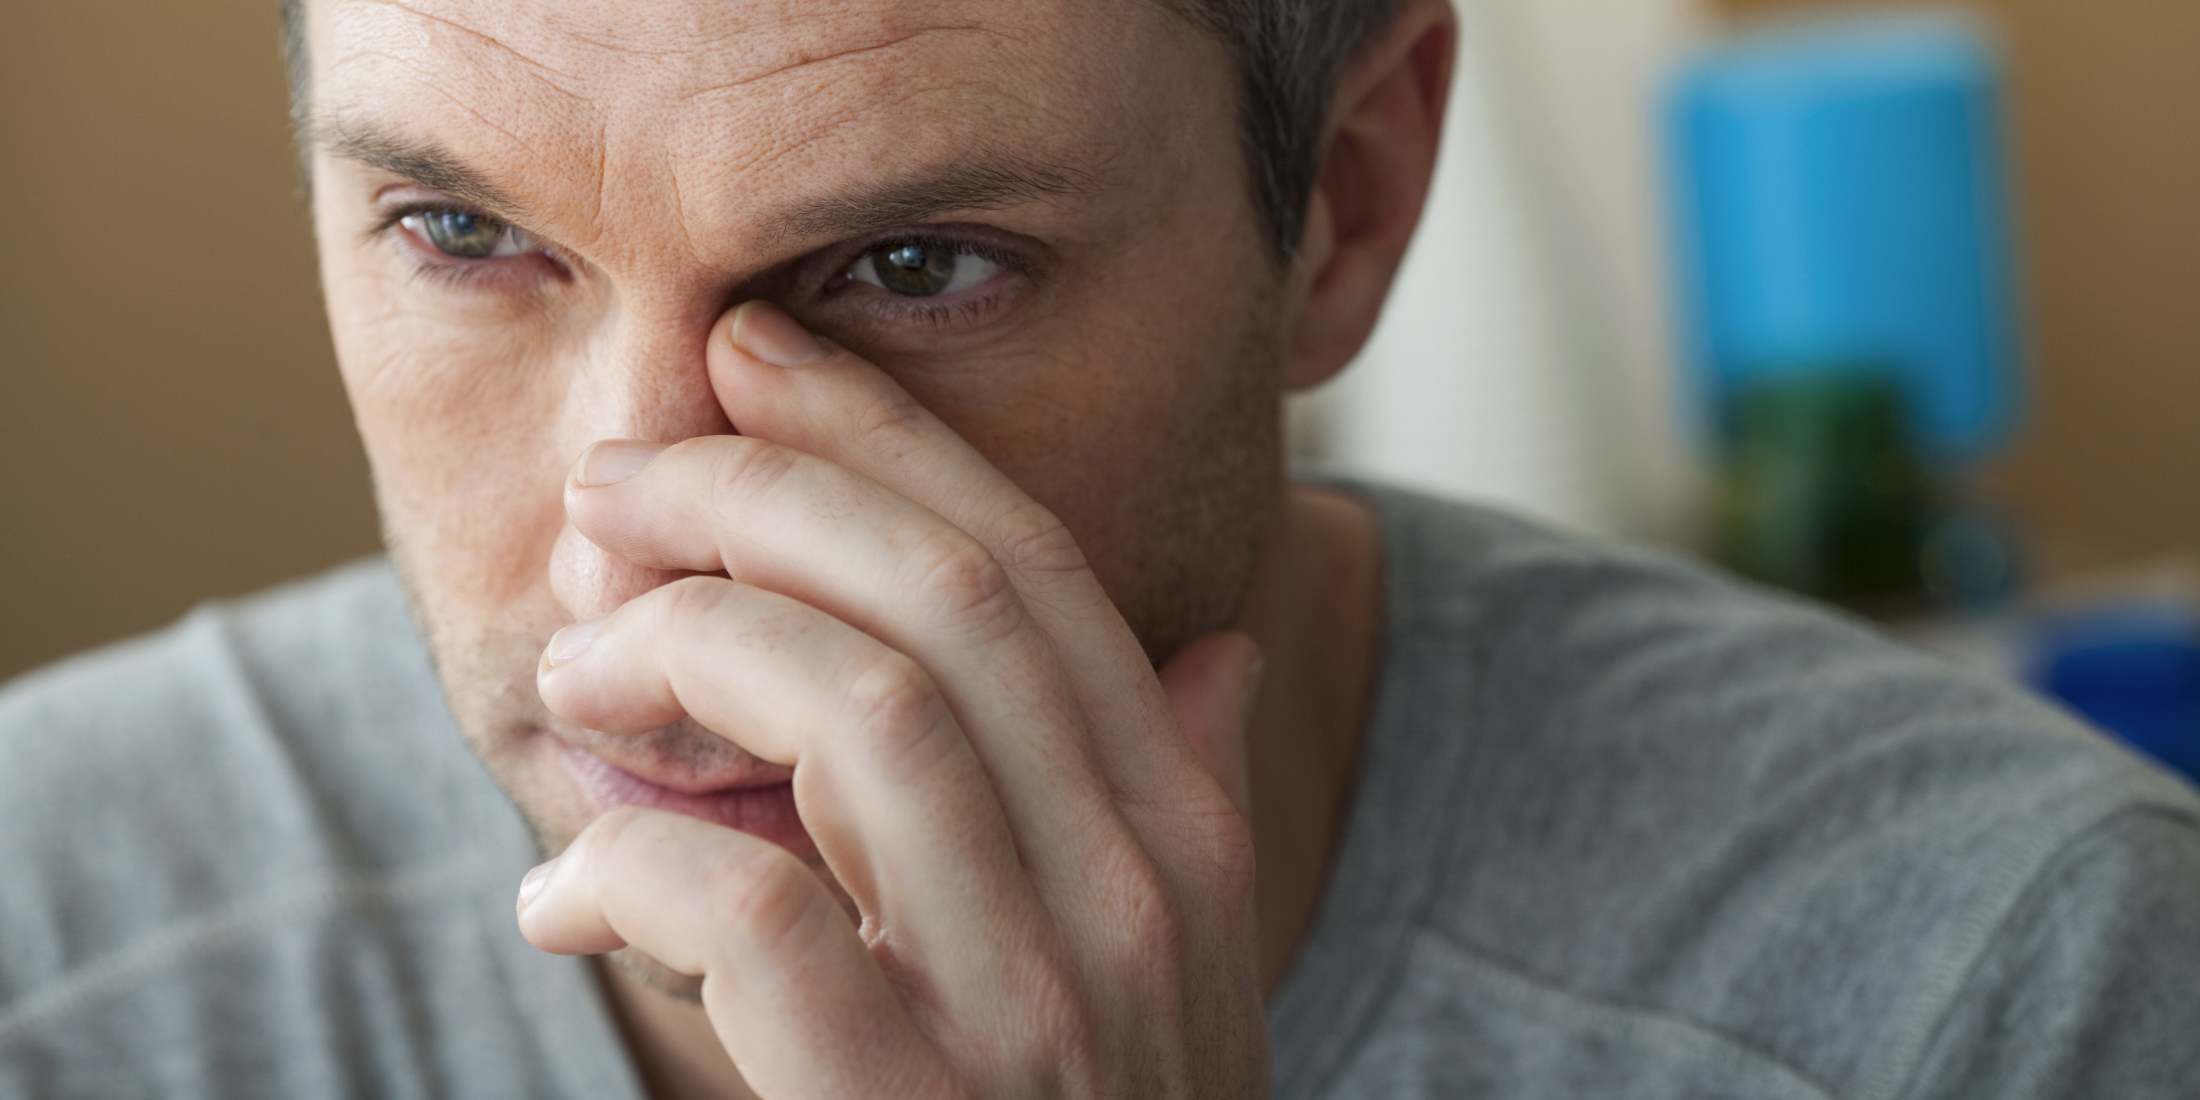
[[1284, 0, 1457, 391]]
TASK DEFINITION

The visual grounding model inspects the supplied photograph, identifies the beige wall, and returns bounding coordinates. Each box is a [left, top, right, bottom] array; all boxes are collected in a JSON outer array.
[[1715, 0, 2200, 580], [1, 1, 379, 681], [1979, 0, 2200, 579]]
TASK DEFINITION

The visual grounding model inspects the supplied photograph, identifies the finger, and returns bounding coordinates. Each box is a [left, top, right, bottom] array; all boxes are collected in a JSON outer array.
[[536, 576, 1041, 955], [517, 807, 954, 1100], [1155, 631, 1263, 819], [564, 435, 1134, 900], [718, 301, 1107, 623], [711, 304, 1251, 954], [708, 303, 1229, 821]]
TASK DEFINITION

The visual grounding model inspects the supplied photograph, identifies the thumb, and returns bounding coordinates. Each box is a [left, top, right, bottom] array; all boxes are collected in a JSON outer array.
[[1156, 631, 1264, 818]]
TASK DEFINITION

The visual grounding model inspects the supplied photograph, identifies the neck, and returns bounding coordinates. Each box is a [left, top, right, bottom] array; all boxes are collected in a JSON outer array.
[[600, 481, 1385, 1098], [1232, 482, 1385, 994]]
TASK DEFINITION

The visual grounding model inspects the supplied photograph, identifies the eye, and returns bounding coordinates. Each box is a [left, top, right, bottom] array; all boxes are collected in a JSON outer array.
[[399, 210, 543, 260], [848, 241, 1004, 297]]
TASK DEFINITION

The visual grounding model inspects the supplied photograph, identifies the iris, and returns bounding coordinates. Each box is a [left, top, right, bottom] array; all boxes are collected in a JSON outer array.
[[854, 241, 1001, 297], [403, 210, 538, 260]]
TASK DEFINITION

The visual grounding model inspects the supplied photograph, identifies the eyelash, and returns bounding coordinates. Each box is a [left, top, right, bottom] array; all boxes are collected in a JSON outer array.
[[371, 202, 567, 292], [369, 202, 1031, 329], [827, 230, 1028, 329]]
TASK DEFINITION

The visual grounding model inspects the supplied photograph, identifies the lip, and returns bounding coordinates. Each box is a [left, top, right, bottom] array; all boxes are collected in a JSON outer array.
[[551, 738, 814, 858]]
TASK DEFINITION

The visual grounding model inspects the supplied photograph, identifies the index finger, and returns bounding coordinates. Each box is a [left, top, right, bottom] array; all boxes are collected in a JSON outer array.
[[709, 303, 1209, 806]]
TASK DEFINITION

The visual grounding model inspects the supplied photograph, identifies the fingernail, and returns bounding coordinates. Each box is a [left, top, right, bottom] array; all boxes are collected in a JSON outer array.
[[517, 858, 557, 911], [730, 301, 831, 367], [576, 440, 668, 487], [545, 617, 607, 667]]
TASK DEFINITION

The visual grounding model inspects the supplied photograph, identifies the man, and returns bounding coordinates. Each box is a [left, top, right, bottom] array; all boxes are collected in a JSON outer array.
[[2, 0, 2196, 1095]]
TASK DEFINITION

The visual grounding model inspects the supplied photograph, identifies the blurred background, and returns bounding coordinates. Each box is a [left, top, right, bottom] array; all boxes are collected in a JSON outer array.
[[2, 0, 2195, 771], [1, 2, 378, 680]]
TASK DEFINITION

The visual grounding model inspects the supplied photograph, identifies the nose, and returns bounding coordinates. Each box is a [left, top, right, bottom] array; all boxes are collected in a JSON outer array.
[[548, 306, 736, 622]]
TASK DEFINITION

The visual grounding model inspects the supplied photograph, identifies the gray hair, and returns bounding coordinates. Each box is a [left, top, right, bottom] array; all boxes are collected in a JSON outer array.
[[278, 0, 1409, 262], [1164, 0, 1411, 260]]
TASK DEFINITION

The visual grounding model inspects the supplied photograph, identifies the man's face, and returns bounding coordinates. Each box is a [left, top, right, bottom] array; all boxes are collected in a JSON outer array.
[[307, 0, 1286, 860]]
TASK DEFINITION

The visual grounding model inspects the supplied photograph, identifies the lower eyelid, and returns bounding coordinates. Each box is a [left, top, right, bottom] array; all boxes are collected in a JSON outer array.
[[397, 244, 565, 293], [407, 260, 513, 291], [840, 280, 1021, 329]]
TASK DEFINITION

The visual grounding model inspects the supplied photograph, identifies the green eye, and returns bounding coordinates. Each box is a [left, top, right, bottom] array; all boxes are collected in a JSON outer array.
[[401, 210, 541, 260], [851, 241, 1003, 297]]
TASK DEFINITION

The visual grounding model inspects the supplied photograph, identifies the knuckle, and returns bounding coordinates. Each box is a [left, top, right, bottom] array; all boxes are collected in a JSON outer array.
[[648, 573, 739, 632], [705, 436, 804, 510], [1013, 952, 1095, 1054], [1154, 796, 1258, 926], [1096, 848, 1186, 966], [851, 388, 930, 450], [1171, 783, 1259, 883], [992, 499, 1088, 580], [1199, 812, 1259, 920], [1209, 811, 1258, 887], [840, 652, 958, 772], [702, 846, 826, 954], [908, 533, 1024, 644]]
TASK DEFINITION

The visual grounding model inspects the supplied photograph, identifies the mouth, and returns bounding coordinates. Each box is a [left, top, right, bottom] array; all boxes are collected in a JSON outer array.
[[549, 736, 815, 858]]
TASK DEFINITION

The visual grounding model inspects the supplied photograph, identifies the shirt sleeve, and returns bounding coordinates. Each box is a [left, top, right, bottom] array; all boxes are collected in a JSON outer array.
[[1898, 805, 2200, 1100]]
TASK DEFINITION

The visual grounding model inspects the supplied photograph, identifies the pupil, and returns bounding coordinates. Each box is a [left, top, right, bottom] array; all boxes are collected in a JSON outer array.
[[874, 243, 957, 296], [424, 211, 503, 259]]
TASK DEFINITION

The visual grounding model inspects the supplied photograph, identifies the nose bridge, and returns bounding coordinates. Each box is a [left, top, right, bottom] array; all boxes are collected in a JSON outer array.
[[550, 300, 733, 623], [574, 303, 735, 446]]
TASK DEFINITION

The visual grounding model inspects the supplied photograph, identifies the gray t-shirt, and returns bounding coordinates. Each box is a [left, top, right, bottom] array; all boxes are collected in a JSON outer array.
[[3, 485, 2197, 1098]]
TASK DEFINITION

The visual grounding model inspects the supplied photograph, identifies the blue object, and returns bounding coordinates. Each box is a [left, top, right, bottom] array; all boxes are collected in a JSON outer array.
[[2028, 603, 2200, 784], [1665, 15, 2024, 464]]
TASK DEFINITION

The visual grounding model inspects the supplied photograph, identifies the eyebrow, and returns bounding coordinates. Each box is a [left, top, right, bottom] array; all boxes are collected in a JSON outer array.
[[771, 152, 1100, 244], [313, 116, 527, 219], [314, 113, 1099, 246]]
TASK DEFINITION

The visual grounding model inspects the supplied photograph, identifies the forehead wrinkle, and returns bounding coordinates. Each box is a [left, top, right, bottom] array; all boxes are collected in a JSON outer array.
[[535, 16, 750, 60], [656, 37, 1116, 266], [671, 23, 994, 103], [350, 0, 595, 102], [509, 0, 973, 65], [659, 142, 705, 276]]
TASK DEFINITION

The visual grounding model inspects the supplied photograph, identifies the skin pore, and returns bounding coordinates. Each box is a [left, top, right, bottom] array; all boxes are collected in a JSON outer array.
[[302, 0, 1449, 1094]]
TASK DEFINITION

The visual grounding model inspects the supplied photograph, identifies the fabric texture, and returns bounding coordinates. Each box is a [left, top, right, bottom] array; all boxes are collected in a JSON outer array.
[[3, 484, 2197, 1098]]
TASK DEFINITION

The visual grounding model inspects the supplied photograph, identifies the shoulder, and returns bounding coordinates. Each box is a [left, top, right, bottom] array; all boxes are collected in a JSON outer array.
[[0, 561, 554, 1093], [0, 558, 437, 837], [0, 556, 427, 734], [1307, 484, 2200, 1100], [1896, 805, 2200, 1099], [0, 559, 483, 880]]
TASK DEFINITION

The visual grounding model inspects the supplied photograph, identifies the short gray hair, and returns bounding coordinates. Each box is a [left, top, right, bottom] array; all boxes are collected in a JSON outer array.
[[1164, 0, 1411, 260], [278, 0, 1408, 262]]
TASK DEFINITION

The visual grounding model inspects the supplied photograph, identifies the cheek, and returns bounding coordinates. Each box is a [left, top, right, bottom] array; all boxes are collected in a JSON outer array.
[[882, 185, 1277, 572], [938, 304, 1269, 554], [315, 183, 581, 499], [322, 270, 574, 615]]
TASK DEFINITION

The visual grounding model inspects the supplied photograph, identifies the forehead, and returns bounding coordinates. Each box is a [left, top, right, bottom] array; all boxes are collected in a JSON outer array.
[[309, 0, 1222, 264]]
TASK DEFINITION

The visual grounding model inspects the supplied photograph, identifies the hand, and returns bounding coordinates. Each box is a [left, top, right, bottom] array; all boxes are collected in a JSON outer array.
[[517, 301, 1270, 1099]]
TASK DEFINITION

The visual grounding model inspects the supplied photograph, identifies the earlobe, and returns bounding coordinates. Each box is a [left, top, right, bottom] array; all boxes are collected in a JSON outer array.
[[1282, 0, 1457, 391]]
